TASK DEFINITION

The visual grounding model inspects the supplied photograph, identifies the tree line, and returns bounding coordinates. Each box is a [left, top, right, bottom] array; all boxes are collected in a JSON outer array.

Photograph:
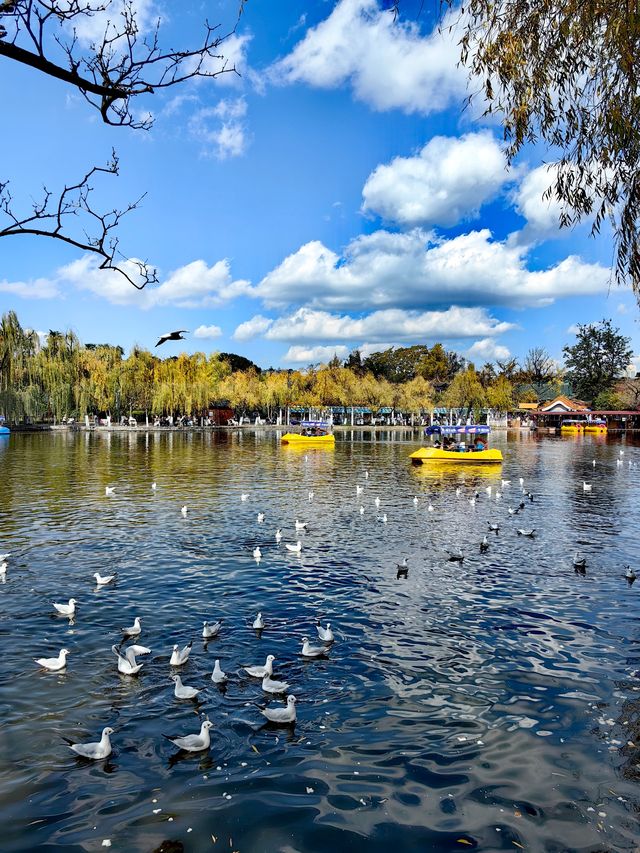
[[0, 312, 636, 424]]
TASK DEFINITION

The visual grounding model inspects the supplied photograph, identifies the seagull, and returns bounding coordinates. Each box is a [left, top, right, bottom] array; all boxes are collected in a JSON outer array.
[[171, 674, 200, 700], [592, 459, 596, 467], [527, 492, 534, 502], [317, 622, 334, 643], [468, 497, 476, 507], [308, 491, 314, 502], [202, 620, 222, 639], [496, 491, 502, 501], [285, 541, 302, 553], [583, 482, 592, 492], [573, 551, 587, 574], [480, 535, 489, 553], [211, 659, 227, 684], [359, 505, 365, 515], [517, 529, 536, 537], [413, 496, 419, 506], [294, 519, 307, 531], [275, 529, 282, 543], [501, 479, 511, 487], [112, 644, 144, 675], [374, 497, 381, 508], [53, 598, 77, 617], [356, 485, 363, 496], [151, 482, 157, 490], [262, 674, 289, 694], [519, 477, 524, 486], [261, 695, 297, 725], [0, 553, 10, 561], [428, 503, 434, 512], [65, 727, 114, 760], [508, 507, 516, 515], [122, 616, 141, 637], [625, 566, 636, 583], [364, 471, 369, 479], [163, 719, 213, 752], [620, 450, 625, 456], [485, 486, 492, 496], [616, 459, 623, 467], [93, 572, 117, 586], [488, 522, 500, 532], [445, 549, 464, 563], [253, 546, 262, 561], [257, 512, 265, 523], [377, 513, 388, 523], [455, 487, 461, 497], [253, 612, 265, 630], [181, 505, 188, 516], [105, 486, 115, 496], [241, 493, 249, 501], [0, 562, 7, 576], [170, 640, 192, 666], [35, 648, 69, 671], [301, 637, 326, 657], [393, 554, 409, 579], [155, 330, 188, 348], [244, 654, 275, 678]]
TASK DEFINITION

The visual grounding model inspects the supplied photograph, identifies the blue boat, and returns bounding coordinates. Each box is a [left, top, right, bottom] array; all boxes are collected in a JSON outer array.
[[0, 426, 10, 435]]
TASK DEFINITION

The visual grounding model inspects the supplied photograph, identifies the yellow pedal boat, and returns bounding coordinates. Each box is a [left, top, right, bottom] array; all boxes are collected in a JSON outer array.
[[281, 420, 335, 445], [410, 447, 503, 464], [583, 420, 607, 434], [560, 420, 585, 434], [410, 425, 502, 464]]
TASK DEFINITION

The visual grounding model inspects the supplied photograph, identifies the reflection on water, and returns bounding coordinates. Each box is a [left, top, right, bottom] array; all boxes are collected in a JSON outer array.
[[0, 429, 639, 852]]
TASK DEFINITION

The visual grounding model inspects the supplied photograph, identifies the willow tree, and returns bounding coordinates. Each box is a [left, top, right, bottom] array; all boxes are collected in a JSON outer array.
[[454, 0, 640, 295], [443, 366, 487, 417]]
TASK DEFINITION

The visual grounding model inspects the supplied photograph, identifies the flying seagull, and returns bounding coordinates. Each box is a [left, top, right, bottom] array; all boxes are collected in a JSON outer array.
[[155, 330, 188, 347]]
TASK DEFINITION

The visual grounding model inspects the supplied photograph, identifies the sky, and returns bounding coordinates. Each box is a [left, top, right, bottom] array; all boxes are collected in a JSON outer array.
[[1, 0, 639, 373]]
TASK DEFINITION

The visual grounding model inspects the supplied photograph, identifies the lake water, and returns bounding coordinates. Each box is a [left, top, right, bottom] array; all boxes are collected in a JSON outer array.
[[1, 428, 639, 852]]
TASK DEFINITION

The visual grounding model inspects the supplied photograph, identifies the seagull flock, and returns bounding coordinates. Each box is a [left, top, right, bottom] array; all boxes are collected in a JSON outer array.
[[3, 443, 635, 763]]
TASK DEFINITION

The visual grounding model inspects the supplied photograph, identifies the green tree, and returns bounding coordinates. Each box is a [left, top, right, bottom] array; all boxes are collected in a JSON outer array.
[[443, 366, 487, 415], [486, 376, 515, 412], [563, 320, 633, 401]]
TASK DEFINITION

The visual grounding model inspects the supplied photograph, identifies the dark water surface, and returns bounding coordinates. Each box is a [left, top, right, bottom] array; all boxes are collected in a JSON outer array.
[[1, 429, 640, 852]]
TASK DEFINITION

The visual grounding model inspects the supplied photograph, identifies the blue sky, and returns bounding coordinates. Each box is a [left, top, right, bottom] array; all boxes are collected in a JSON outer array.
[[1, 0, 639, 373]]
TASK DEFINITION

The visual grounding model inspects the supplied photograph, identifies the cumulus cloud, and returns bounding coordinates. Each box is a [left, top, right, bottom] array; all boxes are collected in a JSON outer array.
[[466, 337, 511, 362], [283, 344, 349, 363], [362, 132, 510, 228], [9, 255, 251, 308], [193, 324, 223, 339], [269, 0, 467, 115], [70, 0, 157, 44], [264, 306, 513, 343], [514, 163, 564, 235], [254, 228, 611, 311], [0, 276, 61, 299], [188, 98, 248, 159], [233, 314, 274, 340]]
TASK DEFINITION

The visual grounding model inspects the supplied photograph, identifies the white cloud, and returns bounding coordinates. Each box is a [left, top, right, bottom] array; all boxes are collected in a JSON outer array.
[[617, 302, 629, 315], [566, 324, 581, 335], [198, 32, 252, 83], [188, 98, 248, 159], [514, 163, 564, 234], [193, 324, 223, 339], [283, 344, 349, 363], [362, 132, 510, 228], [269, 0, 467, 115], [254, 228, 612, 311], [628, 354, 640, 377], [68, 0, 158, 44], [359, 341, 401, 358], [0, 276, 61, 299], [264, 306, 513, 344], [20, 255, 251, 309], [233, 315, 273, 340], [466, 337, 511, 362]]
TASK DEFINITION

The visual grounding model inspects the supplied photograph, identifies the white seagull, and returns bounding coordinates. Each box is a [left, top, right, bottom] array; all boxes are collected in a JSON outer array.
[[308, 491, 314, 502], [163, 719, 213, 752], [241, 493, 249, 501], [151, 482, 157, 490], [0, 562, 7, 577], [211, 659, 227, 684], [257, 512, 265, 523], [53, 598, 77, 617], [0, 553, 10, 561], [583, 481, 592, 492], [93, 572, 116, 586], [262, 674, 289, 694], [202, 620, 221, 639], [356, 485, 363, 496], [262, 695, 297, 725], [374, 497, 381, 508], [295, 519, 307, 531], [181, 505, 188, 516], [35, 648, 69, 671], [253, 612, 265, 629], [171, 674, 200, 700], [112, 644, 144, 675], [122, 616, 141, 637], [105, 486, 115, 496], [517, 529, 536, 537], [428, 503, 434, 512], [170, 641, 192, 666], [317, 622, 334, 643], [275, 529, 282, 543], [378, 513, 388, 523], [359, 505, 365, 515], [66, 727, 114, 760], [245, 654, 275, 678], [286, 541, 302, 553], [253, 546, 262, 562], [301, 637, 326, 658], [413, 496, 419, 506]]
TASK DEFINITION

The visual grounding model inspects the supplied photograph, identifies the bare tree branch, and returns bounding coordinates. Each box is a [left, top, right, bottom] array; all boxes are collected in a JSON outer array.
[[0, 150, 157, 289], [0, 0, 247, 128]]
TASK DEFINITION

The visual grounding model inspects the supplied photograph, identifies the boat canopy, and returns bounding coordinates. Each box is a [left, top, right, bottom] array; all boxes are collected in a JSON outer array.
[[425, 425, 491, 436], [301, 421, 330, 428]]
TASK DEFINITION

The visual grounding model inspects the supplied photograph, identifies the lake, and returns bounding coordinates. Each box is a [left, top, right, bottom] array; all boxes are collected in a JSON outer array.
[[0, 428, 639, 852]]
